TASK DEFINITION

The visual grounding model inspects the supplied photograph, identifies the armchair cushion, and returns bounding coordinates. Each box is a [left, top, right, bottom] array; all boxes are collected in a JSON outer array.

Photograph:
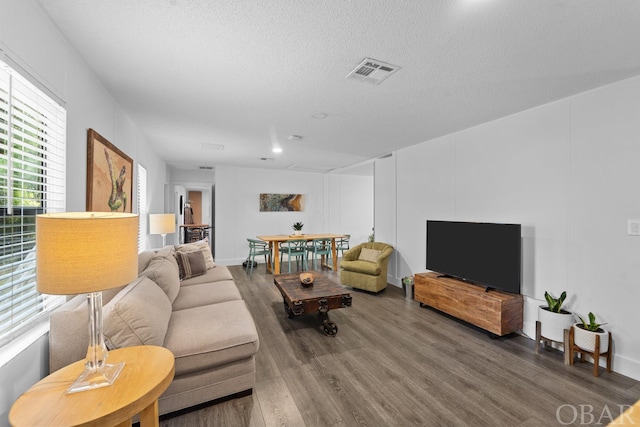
[[358, 248, 381, 262], [340, 260, 381, 275]]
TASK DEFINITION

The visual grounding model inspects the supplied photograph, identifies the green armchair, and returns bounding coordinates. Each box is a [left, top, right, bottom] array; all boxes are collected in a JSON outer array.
[[339, 242, 394, 293]]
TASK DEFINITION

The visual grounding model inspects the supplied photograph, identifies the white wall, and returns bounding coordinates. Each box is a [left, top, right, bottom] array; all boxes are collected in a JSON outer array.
[[326, 174, 374, 246], [0, 1, 167, 424], [374, 155, 398, 285], [382, 75, 640, 381], [214, 166, 373, 266]]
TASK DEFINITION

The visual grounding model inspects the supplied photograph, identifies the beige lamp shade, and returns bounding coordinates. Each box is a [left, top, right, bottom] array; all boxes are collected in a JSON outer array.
[[36, 212, 139, 295], [149, 213, 175, 235]]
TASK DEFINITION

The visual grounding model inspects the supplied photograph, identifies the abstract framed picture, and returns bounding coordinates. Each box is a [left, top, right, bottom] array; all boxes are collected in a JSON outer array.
[[259, 193, 304, 212], [86, 129, 133, 213]]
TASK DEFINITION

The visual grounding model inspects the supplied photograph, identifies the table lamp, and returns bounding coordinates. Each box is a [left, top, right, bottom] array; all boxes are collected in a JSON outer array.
[[36, 212, 138, 394], [149, 213, 175, 247]]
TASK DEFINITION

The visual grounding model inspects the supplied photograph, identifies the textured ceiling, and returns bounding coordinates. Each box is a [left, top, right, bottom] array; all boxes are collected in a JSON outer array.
[[38, 0, 640, 174]]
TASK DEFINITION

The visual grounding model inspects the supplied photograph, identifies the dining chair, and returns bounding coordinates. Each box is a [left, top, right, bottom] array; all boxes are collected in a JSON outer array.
[[336, 234, 350, 258], [245, 238, 271, 277], [279, 239, 308, 272], [306, 238, 332, 270]]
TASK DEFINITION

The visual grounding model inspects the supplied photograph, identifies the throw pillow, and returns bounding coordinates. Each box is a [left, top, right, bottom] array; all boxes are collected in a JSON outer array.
[[103, 277, 172, 349], [175, 238, 215, 269], [176, 250, 207, 279], [139, 255, 181, 303], [358, 248, 381, 263]]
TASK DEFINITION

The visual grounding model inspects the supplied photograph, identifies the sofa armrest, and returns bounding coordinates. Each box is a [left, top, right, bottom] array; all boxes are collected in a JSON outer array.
[[339, 260, 381, 275]]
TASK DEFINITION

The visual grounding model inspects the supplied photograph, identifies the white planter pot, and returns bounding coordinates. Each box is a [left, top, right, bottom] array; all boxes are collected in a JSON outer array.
[[572, 324, 609, 353], [293, 230, 302, 236], [538, 306, 574, 343]]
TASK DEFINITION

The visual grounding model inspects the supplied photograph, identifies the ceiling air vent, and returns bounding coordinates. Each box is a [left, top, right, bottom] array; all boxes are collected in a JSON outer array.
[[286, 164, 332, 173], [199, 166, 213, 170], [346, 58, 400, 85], [201, 143, 224, 151]]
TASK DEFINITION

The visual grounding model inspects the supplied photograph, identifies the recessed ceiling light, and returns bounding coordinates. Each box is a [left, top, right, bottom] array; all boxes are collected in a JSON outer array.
[[311, 112, 328, 120], [272, 147, 282, 153]]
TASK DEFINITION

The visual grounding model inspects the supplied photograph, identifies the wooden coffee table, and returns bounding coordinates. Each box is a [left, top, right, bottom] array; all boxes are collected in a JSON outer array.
[[273, 272, 352, 336]]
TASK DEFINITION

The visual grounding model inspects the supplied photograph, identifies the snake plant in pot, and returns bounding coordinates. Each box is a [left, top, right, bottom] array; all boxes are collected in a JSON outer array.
[[573, 312, 609, 353], [292, 222, 304, 236], [538, 291, 574, 342]]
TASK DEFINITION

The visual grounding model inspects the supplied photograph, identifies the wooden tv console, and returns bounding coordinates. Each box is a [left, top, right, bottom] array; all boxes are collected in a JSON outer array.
[[414, 272, 523, 336]]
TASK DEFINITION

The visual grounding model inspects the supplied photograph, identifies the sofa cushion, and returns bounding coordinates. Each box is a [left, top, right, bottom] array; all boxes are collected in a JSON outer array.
[[139, 255, 181, 303], [358, 248, 381, 262], [172, 280, 242, 311], [49, 295, 88, 373], [159, 247, 180, 273], [164, 300, 259, 376], [103, 277, 172, 349], [339, 259, 382, 275], [138, 250, 156, 274], [176, 250, 207, 279], [138, 246, 179, 274], [102, 285, 127, 305], [175, 238, 215, 270], [180, 265, 234, 286]]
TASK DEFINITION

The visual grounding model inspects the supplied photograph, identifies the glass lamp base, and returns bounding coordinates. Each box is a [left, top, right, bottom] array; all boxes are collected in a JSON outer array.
[[66, 361, 125, 394]]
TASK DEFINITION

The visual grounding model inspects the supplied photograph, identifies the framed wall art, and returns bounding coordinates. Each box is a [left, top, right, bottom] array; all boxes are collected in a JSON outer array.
[[259, 193, 304, 212], [86, 129, 133, 212]]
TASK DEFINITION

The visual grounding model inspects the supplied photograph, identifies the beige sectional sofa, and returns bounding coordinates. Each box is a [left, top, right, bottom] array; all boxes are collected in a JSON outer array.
[[48, 241, 259, 416]]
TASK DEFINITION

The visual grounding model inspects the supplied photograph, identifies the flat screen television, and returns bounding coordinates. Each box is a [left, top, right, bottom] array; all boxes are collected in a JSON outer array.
[[426, 220, 521, 294]]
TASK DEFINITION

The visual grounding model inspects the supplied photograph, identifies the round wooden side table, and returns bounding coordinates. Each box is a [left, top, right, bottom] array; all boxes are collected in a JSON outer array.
[[9, 345, 175, 427]]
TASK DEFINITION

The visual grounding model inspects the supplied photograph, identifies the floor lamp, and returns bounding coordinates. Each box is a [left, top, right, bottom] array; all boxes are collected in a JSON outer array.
[[149, 213, 175, 247], [36, 212, 138, 393]]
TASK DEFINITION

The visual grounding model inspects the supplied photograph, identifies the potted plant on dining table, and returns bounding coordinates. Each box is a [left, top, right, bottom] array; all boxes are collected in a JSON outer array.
[[292, 222, 304, 236]]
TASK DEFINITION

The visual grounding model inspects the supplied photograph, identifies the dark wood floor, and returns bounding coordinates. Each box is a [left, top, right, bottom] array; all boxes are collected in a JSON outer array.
[[160, 264, 640, 427]]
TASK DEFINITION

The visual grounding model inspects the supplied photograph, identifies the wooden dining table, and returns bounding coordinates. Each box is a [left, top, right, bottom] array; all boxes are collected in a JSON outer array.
[[256, 233, 346, 274]]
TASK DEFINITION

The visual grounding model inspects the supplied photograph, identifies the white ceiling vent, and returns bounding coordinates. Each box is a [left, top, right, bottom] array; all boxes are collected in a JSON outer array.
[[346, 58, 400, 85], [286, 164, 333, 173], [201, 143, 224, 151]]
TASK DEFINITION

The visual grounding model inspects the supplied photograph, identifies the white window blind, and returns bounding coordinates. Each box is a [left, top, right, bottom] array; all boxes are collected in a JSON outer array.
[[137, 164, 147, 252], [0, 60, 66, 347]]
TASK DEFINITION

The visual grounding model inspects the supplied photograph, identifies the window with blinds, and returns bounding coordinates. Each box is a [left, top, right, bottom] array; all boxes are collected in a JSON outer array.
[[137, 164, 147, 252], [0, 60, 66, 348]]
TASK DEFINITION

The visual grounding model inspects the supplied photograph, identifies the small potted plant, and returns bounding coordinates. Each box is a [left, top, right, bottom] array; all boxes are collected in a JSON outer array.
[[292, 222, 304, 236], [573, 312, 609, 353], [538, 291, 574, 343], [402, 276, 414, 299]]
